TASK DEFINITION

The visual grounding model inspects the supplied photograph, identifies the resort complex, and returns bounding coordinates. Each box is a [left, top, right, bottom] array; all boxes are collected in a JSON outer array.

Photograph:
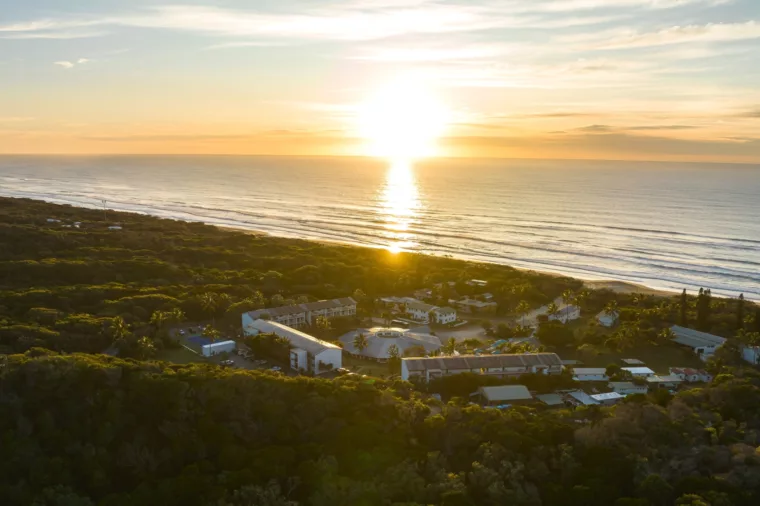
[[244, 297, 357, 328]]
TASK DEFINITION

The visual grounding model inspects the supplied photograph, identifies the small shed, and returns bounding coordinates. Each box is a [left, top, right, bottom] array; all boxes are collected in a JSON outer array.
[[646, 374, 683, 389], [202, 340, 236, 357]]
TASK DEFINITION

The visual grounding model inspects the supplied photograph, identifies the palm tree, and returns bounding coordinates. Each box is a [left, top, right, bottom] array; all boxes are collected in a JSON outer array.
[[200, 292, 219, 324], [516, 300, 530, 327], [604, 300, 619, 317], [562, 290, 574, 318], [202, 324, 222, 343], [149, 310, 168, 333], [442, 337, 458, 356], [547, 302, 559, 321], [109, 316, 131, 344], [387, 344, 400, 360], [353, 332, 369, 355]]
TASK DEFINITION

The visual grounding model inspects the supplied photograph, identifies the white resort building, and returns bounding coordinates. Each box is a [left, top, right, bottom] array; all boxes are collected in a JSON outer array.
[[242, 318, 342, 375], [244, 297, 356, 328], [339, 327, 442, 361], [400, 353, 563, 382]]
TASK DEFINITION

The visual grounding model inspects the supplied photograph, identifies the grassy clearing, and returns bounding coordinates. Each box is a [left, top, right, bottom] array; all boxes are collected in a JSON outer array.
[[155, 347, 206, 365], [557, 343, 705, 373], [343, 355, 391, 378]]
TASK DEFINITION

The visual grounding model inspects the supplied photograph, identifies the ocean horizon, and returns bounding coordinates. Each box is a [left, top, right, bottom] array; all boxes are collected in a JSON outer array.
[[1, 154, 759, 300]]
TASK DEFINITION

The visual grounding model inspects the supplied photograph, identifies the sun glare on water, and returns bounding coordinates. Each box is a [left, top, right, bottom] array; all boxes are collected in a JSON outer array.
[[359, 79, 448, 161]]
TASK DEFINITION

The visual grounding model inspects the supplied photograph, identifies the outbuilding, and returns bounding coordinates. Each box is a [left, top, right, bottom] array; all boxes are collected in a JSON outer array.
[[202, 340, 236, 357], [572, 368, 608, 382]]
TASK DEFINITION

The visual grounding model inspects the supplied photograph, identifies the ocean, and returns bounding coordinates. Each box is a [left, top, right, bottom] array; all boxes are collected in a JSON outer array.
[[1, 155, 759, 300]]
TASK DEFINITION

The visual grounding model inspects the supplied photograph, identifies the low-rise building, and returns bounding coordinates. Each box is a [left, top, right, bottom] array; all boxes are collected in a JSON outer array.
[[608, 381, 648, 395], [536, 393, 566, 407], [467, 279, 488, 287], [669, 368, 712, 383], [431, 306, 457, 325], [567, 390, 599, 406], [401, 353, 563, 382], [670, 325, 726, 360], [242, 318, 342, 375], [621, 358, 645, 365], [245, 297, 356, 328], [590, 391, 626, 405], [202, 340, 236, 357], [452, 298, 498, 314], [478, 385, 533, 405], [550, 305, 581, 324], [646, 374, 683, 389], [596, 310, 619, 327], [339, 327, 442, 361], [622, 366, 656, 377], [572, 368, 608, 382], [742, 346, 760, 365]]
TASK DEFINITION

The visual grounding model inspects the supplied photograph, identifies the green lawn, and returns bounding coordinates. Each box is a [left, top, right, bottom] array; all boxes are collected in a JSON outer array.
[[558, 343, 705, 373], [343, 355, 392, 378], [155, 347, 206, 365]]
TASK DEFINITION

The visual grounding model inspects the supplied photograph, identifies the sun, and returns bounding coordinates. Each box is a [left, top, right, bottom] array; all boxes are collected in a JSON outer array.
[[358, 79, 448, 160]]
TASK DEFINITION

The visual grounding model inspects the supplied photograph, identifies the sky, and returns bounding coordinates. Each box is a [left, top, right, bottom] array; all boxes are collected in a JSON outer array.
[[1, 0, 760, 162]]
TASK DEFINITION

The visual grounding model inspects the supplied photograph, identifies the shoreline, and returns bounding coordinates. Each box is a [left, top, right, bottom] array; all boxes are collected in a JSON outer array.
[[1, 194, 736, 300]]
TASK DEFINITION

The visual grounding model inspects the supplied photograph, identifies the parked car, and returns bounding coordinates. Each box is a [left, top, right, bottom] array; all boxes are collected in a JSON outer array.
[[179, 330, 186, 336], [220, 360, 235, 367], [270, 366, 281, 371]]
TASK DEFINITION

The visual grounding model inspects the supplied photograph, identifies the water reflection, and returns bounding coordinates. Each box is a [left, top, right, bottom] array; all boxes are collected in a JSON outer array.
[[380, 160, 420, 253]]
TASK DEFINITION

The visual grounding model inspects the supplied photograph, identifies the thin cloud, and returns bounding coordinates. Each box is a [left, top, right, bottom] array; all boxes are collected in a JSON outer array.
[[577, 124, 614, 132], [590, 21, 760, 49], [738, 109, 760, 118], [54, 61, 75, 69], [626, 125, 698, 130]]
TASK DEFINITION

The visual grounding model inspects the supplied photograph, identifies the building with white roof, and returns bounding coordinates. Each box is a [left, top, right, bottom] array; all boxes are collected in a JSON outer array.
[[670, 325, 726, 360], [572, 368, 608, 382], [590, 392, 626, 405], [608, 381, 648, 395], [339, 327, 442, 361], [621, 366, 656, 377], [245, 297, 356, 328], [478, 385, 533, 405], [431, 306, 457, 324], [242, 318, 342, 375], [401, 353, 563, 382], [646, 374, 683, 389], [596, 310, 619, 327], [201, 340, 236, 357]]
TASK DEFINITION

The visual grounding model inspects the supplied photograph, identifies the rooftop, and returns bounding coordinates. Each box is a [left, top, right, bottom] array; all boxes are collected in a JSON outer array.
[[622, 366, 655, 375], [567, 390, 599, 406], [621, 358, 645, 365], [339, 327, 442, 359], [433, 306, 457, 315], [403, 353, 562, 372], [646, 374, 683, 383], [590, 392, 626, 402], [670, 325, 727, 349], [406, 300, 438, 312], [536, 393, 565, 406], [247, 319, 340, 355], [572, 368, 607, 375], [479, 385, 532, 402]]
